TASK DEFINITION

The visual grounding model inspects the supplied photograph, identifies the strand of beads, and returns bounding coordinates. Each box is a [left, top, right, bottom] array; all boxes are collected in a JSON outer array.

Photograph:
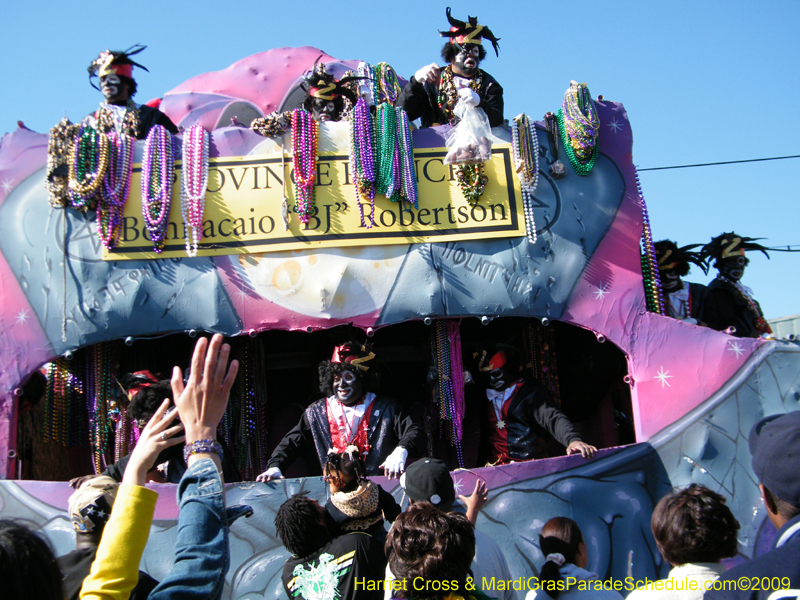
[[395, 107, 419, 210], [291, 108, 318, 224], [432, 320, 465, 468], [350, 97, 376, 227], [99, 132, 134, 249], [456, 164, 488, 206], [557, 81, 600, 176], [635, 165, 665, 315], [47, 117, 77, 207], [357, 62, 377, 105], [141, 125, 175, 252], [375, 62, 402, 106], [375, 104, 399, 200], [180, 125, 210, 257], [512, 114, 541, 243], [68, 125, 109, 210], [446, 320, 465, 467]]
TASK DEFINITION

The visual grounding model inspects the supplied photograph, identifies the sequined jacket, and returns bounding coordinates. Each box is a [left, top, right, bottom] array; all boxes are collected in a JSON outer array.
[[494, 378, 582, 461], [397, 68, 504, 128], [267, 395, 425, 476]]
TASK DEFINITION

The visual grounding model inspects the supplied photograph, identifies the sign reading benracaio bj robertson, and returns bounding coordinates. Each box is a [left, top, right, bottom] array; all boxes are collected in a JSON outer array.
[[106, 145, 525, 260]]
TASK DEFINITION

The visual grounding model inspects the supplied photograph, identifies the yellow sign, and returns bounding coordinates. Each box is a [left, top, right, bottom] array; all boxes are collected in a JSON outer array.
[[106, 145, 525, 260]]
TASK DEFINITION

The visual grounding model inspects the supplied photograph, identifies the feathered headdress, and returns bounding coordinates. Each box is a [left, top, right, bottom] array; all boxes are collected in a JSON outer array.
[[301, 57, 363, 104], [87, 44, 149, 90], [654, 240, 708, 277], [439, 7, 501, 56], [701, 232, 770, 266]]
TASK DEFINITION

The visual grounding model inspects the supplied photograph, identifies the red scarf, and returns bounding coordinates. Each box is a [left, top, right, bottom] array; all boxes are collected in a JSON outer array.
[[326, 395, 376, 457]]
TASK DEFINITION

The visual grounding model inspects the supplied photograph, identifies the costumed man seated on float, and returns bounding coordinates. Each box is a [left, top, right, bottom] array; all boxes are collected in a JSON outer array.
[[701, 232, 772, 338], [256, 342, 425, 482], [477, 346, 597, 465], [654, 239, 714, 326], [84, 45, 178, 139], [250, 60, 361, 137], [397, 7, 504, 128]]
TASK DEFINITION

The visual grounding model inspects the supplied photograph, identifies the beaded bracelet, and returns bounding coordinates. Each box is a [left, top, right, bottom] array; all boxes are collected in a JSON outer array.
[[183, 439, 224, 462]]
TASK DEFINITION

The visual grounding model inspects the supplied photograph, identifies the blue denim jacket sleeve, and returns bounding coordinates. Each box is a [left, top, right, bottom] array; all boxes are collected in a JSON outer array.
[[149, 458, 252, 600]]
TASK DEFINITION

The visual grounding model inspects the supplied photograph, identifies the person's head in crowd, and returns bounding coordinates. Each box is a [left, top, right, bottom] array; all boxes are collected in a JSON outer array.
[[129, 380, 174, 430], [275, 492, 336, 557], [0, 519, 64, 600], [654, 240, 706, 294], [384, 502, 475, 600], [439, 7, 499, 78], [68, 475, 120, 548], [318, 342, 377, 407], [476, 345, 523, 392], [87, 45, 149, 106], [701, 232, 770, 283], [650, 484, 740, 567], [538, 517, 588, 599], [324, 446, 367, 494], [301, 59, 360, 123], [749, 411, 800, 529], [401, 458, 456, 511]]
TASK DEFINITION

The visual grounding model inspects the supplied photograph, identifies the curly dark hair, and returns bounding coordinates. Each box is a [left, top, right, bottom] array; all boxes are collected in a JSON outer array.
[[441, 42, 487, 64], [651, 484, 740, 566], [538, 517, 585, 599], [275, 493, 330, 557], [119, 75, 138, 98], [128, 380, 173, 424], [385, 502, 475, 600], [0, 520, 64, 600]]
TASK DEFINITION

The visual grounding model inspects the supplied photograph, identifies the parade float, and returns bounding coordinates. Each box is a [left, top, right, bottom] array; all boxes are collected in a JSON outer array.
[[0, 45, 798, 599]]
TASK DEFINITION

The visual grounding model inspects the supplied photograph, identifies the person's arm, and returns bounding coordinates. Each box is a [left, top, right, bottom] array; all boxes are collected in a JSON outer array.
[[256, 411, 313, 481], [380, 405, 425, 479], [80, 400, 184, 600], [397, 74, 435, 124], [148, 334, 241, 600], [459, 479, 488, 526], [531, 387, 596, 459], [478, 74, 504, 127], [377, 485, 402, 523]]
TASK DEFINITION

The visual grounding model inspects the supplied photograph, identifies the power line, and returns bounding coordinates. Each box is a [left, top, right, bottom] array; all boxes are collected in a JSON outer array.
[[638, 154, 800, 172]]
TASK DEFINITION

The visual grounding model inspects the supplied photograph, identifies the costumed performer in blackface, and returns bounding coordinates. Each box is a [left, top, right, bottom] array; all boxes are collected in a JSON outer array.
[[84, 45, 178, 139], [654, 240, 713, 326], [257, 342, 425, 482], [700, 232, 772, 338], [250, 59, 362, 138], [397, 7, 503, 128], [478, 346, 596, 464]]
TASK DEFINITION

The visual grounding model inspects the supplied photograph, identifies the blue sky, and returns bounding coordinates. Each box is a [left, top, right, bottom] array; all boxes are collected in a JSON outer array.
[[2, 0, 798, 319]]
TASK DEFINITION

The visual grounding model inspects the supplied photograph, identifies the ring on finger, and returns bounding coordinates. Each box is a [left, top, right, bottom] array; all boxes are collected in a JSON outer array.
[[160, 432, 167, 441]]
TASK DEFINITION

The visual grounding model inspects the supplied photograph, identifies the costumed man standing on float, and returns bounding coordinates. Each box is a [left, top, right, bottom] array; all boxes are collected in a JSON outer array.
[[478, 346, 596, 465], [654, 240, 713, 326], [84, 45, 178, 140], [257, 342, 425, 481], [701, 232, 772, 338], [398, 7, 504, 128]]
